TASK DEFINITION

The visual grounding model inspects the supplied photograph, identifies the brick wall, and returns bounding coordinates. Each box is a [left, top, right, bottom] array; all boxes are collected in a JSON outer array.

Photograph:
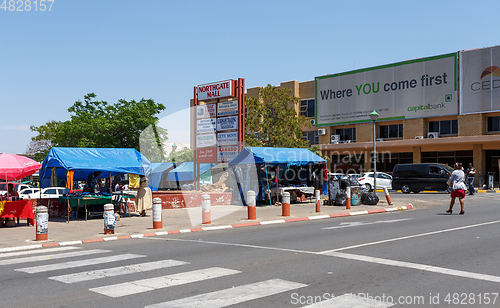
[[403, 118, 425, 139], [356, 123, 373, 142], [459, 114, 482, 136], [413, 146, 421, 163]]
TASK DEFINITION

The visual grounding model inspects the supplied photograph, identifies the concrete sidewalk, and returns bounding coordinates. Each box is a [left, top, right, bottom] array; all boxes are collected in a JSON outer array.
[[0, 199, 413, 252]]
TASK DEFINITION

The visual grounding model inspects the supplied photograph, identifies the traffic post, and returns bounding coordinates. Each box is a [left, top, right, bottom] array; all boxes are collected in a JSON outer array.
[[35, 206, 48, 241], [383, 187, 393, 205], [202, 194, 211, 224], [152, 197, 163, 229], [346, 187, 351, 209], [282, 192, 290, 217], [315, 189, 321, 213], [247, 190, 256, 220], [103, 204, 116, 234]]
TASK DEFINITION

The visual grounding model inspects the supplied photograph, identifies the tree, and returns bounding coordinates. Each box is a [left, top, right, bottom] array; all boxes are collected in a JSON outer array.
[[30, 93, 167, 160], [245, 85, 311, 148], [167, 146, 193, 165]]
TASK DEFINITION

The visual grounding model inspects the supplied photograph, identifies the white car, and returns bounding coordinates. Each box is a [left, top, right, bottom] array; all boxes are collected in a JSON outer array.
[[40, 187, 69, 199], [18, 188, 41, 199], [357, 172, 392, 190]]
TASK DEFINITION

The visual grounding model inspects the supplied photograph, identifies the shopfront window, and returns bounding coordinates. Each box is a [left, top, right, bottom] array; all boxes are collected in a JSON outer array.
[[302, 131, 319, 146], [335, 128, 356, 142], [379, 124, 403, 139]]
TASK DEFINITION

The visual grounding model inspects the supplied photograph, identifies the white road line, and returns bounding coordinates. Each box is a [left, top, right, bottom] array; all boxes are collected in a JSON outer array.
[[303, 293, 393, 307], [49, 260, 188, 283], [1, 249, 109, 266], [323, 218, 413, 230], [0, 245, 43, 253], [323, 251, 500, 283], [0, 246, 79, 259], [90, 267, 240, 298], [145, 278, 307, 308], [320, 220, 500, 252], [15, 253, 145, 274]]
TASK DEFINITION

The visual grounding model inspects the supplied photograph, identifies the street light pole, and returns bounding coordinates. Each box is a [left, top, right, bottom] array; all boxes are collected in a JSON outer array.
[[370, 110, 379, 194]]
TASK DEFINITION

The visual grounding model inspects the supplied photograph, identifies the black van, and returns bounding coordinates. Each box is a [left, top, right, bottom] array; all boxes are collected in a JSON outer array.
[[391, 163, 454, 193]]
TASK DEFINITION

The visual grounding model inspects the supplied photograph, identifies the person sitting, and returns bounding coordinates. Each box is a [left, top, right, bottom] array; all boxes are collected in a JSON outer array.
[[7, 184, 19, 201]]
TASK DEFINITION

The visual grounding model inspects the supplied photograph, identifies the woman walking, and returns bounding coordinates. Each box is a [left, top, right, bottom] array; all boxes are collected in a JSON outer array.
[[446, 162, 467, 215]]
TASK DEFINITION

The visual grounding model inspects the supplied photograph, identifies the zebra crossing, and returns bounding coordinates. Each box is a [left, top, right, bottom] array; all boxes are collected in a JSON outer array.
[[2, 246, 392, 307]]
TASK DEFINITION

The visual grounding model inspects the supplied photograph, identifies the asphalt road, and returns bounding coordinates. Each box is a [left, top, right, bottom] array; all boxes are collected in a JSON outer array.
[[1, 192, 499, 307]]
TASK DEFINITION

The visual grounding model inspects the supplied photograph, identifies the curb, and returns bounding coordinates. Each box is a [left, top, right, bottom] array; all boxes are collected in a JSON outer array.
[[0, 204, 413, 253]]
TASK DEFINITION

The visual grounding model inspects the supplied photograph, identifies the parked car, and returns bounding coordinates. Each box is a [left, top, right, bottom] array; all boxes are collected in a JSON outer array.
[[391, 163, 453, 193], [357, 172, 392, 190], [18, 188, 41, 199], [0, 182, 33, 197], [40, 187, 69, 199]]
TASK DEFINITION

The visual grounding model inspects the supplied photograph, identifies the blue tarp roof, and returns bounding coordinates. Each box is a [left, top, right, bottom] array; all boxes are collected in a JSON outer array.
[[166, 162, 216, 182], [150, 162, 174, 191], [229, 147, 326, 165], [39, 147, 152, 183]]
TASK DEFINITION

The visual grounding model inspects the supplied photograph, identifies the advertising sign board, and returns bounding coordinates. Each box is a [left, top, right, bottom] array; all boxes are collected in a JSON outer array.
[[217, 116, 238, 131], [315, 53, 458, 126], [197, 118, 217, 134], [460, 45, 500, 114], [217, 131, 238, 146], [217, 146, 239, 162], [196, 104, 216, 119], [217, 100, 239, 117], [197, 148, 217, 163], [197, 133, 217, 148]]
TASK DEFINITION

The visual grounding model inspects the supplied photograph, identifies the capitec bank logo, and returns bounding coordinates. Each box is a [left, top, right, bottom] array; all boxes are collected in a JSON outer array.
[[471, 66, 500, 92]]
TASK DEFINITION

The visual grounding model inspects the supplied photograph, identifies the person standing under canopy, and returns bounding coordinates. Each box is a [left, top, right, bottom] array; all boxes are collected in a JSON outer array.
[[136, 177, 152, 216]]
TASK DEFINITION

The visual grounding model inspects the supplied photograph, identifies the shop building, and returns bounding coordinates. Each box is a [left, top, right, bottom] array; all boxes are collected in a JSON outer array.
[[246, 45, 500, 187]]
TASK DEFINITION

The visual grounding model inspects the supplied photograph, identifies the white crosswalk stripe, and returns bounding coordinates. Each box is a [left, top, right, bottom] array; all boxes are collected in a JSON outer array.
[[145, 278, 307, 308], [0, 246, 80, 259], [49, 260, 189, 283], [1, 249, 110, 266], [15, 253, 145, 274], [89, 267, 241, 298], [302, 293, 394, 307]]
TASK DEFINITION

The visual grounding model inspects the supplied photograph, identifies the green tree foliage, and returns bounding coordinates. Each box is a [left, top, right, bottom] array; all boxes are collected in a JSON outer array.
[[167, 146, 193, 165], [245, 85, 311, 148], [30, 93, 167, 161]]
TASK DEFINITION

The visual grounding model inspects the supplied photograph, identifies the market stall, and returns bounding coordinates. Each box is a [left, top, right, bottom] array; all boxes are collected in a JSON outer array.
[[228, 147, 326, 205], [39, 147, 151, 219]]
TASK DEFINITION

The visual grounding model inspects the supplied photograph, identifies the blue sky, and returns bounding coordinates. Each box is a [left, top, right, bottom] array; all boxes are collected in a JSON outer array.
[[1, 0, 499, 154]]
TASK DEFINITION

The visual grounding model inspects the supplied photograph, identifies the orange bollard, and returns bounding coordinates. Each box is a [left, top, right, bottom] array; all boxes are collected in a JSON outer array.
[[282, 192, 290, 217], [247, 190, 256, 220], [346, 187, 351, 209], [152, 198, 163, 229], [202, 194, 211, 224], [383, 187, 393, 205], [36, 206, 48, 241], [315, 189, 321, 213]]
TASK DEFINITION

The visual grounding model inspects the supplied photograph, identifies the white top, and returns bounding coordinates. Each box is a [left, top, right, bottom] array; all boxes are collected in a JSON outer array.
[[450, 169, 467, 191]]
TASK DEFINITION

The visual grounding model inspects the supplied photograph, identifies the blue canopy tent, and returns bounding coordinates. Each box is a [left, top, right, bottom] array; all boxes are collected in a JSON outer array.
[[39, 147, 152, 188], [149, 162, 174, 191], [166, 162, 216, 182], [228, 147, 326, 204]]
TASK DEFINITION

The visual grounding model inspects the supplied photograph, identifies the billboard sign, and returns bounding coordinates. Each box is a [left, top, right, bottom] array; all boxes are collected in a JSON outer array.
[[217, 131, 238, 146], [197, 148, 217, 163], [217, 100, 239, 117], [196, 103, 216, 119], [197, 118, 217, 134], [196, 133, 216, 148], [315, 53, 458, 126], [217, 146, 239, 162], [460, 45, 500, 114], [217, 116, 238, 131], [197, 80, 233, 100]]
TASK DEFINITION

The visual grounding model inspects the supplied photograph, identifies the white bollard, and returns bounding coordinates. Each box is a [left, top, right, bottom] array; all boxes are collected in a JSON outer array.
[[247, 190, 256, 220], [36, 206, 48, 241], [315, 189, 321, 213], [103, 204, 116, 234], [202, 194, 211, 224], [152, 198, 163, 229]]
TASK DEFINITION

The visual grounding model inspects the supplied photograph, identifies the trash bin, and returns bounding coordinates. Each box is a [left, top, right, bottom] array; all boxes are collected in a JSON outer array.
[[488, 172, 495, 189], [350, 186, 362, 206]]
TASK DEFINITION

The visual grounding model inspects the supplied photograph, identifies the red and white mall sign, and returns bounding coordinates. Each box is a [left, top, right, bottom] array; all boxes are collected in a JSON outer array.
[[197, 80, 233, 100]]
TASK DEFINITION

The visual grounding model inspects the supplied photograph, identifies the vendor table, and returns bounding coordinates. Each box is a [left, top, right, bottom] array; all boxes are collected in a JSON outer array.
[[0, 200, 34, 226], [111, 191, 137, 217], [269, 186, 315, 203], [60, 195, 115, 220]]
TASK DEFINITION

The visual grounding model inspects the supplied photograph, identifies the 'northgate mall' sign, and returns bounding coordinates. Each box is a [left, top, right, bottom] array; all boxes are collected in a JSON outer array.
[[197, 80, 232, 100]]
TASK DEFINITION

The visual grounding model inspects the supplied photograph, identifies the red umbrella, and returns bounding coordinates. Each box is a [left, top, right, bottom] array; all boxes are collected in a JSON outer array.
[[0, 153, 41, 181]]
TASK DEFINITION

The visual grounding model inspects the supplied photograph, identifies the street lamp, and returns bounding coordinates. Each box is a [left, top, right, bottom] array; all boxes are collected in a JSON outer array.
[[370, 110, 379, 193]]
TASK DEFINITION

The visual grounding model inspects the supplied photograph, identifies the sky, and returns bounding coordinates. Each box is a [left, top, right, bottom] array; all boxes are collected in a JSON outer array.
[[1, 0, 499, 155]]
